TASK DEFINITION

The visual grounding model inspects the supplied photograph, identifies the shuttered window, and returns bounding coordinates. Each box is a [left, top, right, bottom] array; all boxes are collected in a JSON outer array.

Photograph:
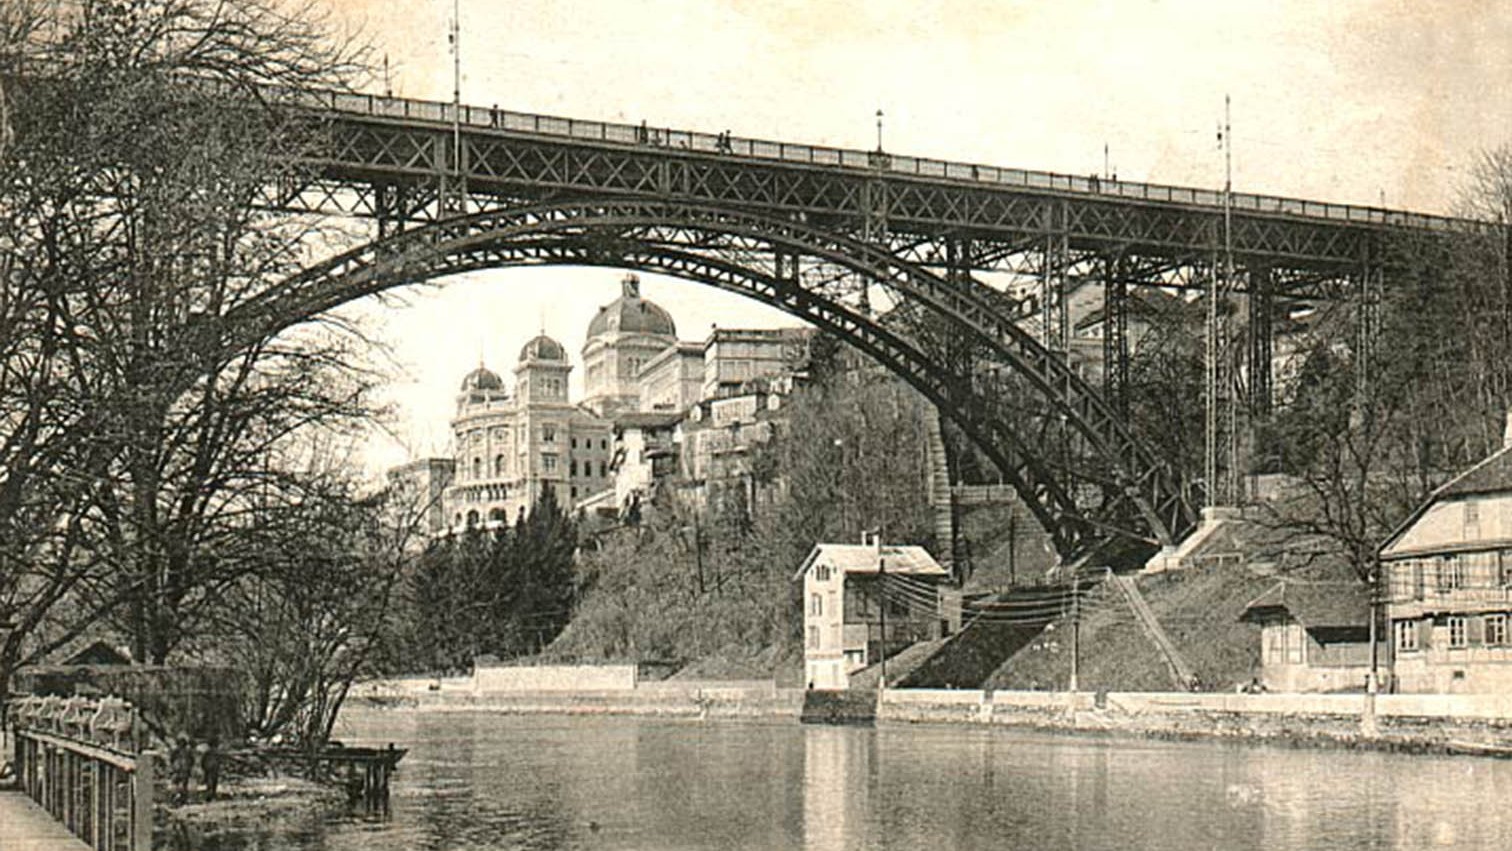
[[1449, 617, 1468, 649]]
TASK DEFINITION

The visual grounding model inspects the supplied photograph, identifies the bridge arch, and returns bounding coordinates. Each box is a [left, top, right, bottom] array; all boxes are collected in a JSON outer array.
[[222, 199, 1195, 563]]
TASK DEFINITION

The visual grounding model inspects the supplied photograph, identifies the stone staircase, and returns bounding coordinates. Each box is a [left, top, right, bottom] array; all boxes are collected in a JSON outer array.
[[898, 584, 1083, 689], [1112, 573, 1197, 689], [847, 637, 948, 690]]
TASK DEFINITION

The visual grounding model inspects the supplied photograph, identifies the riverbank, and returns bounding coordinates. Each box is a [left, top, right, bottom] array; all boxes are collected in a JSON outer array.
[[886, 689, 1512, 756], [159, 776, 347, 850], [356, 672, 1512, 757], [356, 674, 804, 719]]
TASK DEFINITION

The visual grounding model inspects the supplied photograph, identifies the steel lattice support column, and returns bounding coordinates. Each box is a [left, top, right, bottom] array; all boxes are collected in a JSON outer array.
[[1042, 200, 1070, 352], [1355, 239, 1384, 399], [1101, 254, 1130, 420], [1247, 264, 1274, 419]]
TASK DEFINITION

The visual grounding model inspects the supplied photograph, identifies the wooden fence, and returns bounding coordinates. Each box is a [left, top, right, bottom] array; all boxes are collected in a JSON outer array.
[[8, 695, 155, 851]]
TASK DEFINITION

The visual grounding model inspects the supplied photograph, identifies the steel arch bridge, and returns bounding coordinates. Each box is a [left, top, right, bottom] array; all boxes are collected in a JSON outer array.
[[218, 85, 1497, 565]]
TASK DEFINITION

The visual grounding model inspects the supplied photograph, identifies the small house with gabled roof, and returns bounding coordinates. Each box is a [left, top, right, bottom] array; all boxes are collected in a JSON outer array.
[[1379, 425, 1512, 693], [794, 537, 950, 690], [1239, 581, 1375, 692]]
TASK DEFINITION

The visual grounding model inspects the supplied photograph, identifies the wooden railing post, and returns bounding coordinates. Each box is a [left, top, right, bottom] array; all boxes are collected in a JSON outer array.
[[131, 749, 156, 851]]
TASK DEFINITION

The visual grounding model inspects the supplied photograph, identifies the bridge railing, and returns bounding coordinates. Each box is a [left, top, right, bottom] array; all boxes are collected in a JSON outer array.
[[7, 695, 154, 851], [270, 84, 1489, 236]]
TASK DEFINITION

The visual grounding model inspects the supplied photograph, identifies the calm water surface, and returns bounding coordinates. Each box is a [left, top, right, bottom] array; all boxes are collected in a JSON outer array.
[[230, 708, 1512, 850]]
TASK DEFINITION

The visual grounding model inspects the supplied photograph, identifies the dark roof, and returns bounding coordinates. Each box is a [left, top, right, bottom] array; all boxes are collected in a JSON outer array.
[[1239, 581, 1369, 630], [1434, 447, 1512, 499], [61, 640, 132, 666], [614, 411, 684, 430], [519, 334, 567, 363], [459, 364, 504, 392], [586, 277, 677, 339]]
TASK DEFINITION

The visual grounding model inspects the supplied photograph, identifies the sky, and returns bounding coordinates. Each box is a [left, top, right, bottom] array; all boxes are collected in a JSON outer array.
[[315, 0, 1512, 473]]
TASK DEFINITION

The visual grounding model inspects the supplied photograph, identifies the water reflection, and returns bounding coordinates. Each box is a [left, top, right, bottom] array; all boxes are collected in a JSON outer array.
[[247, 711, 1512, 850]]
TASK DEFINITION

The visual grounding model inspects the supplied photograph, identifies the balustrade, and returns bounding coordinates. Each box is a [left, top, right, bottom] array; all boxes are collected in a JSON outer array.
[[7, 695, 155, 851]]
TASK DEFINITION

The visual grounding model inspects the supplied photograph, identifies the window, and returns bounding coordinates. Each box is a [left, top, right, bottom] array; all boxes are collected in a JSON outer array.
[[472, 457, 482, 479], [1501, 550, 1512, 587], [1265, 622, 1287, 663], [542, 454, 557, 472], [1487, 614, 1508, 647], [1437, 556, 1465, 593], [465, 510, 479, 527], [602, 439, 608, 450], [494, 455, 505, 476], [1395, 620, 1419, 652], [571, 437, 579, 449], [571, 486, 578, 499], [489, 508, 506, 523], [810, 593, 823, 617], [807, 626, 820, 649], [542, 424, 557, 443], [570, 459, 578, 477], [599, 461, 607, 478], [816, 565, 831, 582], [1449, 616, 1468, 648]]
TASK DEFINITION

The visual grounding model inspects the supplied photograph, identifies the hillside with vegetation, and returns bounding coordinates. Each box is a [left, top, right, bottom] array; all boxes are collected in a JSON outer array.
[[545, 345, 938, 679]]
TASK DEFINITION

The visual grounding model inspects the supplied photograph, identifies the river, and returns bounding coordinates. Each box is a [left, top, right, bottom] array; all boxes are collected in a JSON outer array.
[[221, 708, 1512, 849]]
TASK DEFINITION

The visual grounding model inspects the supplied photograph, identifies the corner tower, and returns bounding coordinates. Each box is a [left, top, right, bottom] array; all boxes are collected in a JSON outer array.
[[581, 274, 678, 416]]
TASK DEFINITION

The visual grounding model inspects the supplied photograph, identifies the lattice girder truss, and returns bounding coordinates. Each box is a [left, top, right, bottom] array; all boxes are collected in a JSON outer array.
[[214, 200, 1199, 561]]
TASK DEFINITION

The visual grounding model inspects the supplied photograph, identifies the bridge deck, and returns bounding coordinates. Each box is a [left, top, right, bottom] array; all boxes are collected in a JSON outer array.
[[0, 791, 89, 850]]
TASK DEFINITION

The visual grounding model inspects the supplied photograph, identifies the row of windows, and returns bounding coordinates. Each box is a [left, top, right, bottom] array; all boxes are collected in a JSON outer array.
[[1396, 614, 1512, 651], [1388, 550, 1512, 600], [805, 624, 842, 650], [467, 454, 611, 479]]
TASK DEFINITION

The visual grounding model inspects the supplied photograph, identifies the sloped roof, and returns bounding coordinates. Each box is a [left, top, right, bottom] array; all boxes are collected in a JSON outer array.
[[519, 334, 567, 363], [614, 411, 684, 431], [1239, 581, 1369, 630], [793, 543, 949, 582], [1379, 445, 1512, 555], [1434, 447, 1512, 499]]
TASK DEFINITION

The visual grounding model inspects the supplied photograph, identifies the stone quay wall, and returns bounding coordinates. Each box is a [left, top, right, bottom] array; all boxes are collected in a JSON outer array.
[[880, 689, 1512, 753], [355, 668, 1512, 753], [354, 670, 803, 719]]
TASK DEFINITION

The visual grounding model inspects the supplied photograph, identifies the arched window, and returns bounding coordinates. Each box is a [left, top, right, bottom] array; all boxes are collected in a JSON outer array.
[[472, 457, 482, 479], [465, 510, 479, 527], [494, 454, 505, 475], [489, 508, 506, 523]]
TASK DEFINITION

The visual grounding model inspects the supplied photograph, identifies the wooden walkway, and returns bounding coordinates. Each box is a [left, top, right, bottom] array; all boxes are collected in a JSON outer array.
[[0, 791, 89, 850]]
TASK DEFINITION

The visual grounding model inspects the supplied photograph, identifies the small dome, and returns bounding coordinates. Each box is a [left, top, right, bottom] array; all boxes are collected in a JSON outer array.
[[519, 334, 566, 363], [586, 274, 677, 340], [460, 365, 504, 392]]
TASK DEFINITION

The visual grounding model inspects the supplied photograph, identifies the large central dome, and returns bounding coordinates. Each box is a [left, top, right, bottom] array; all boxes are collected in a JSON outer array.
[[586, 274, 677, 339]]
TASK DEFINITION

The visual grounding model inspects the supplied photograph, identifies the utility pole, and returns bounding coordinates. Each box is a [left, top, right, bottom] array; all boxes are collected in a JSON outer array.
[[878, 541, 887, 689], [1068, 579, 1080, 692], [1207, 95, 1234, 508], [448, 0, 465, 215]]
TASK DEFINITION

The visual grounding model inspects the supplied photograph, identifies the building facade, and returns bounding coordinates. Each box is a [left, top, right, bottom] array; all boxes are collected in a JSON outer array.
[[581, 275, 679, 417], [795, 540, 949, 690], [394, 274, 815, 536], [386, 457, 456, 538], [1238, 581, 1377, 693], [443, 335, 613, 530], [1380, 431, 1512, 693]]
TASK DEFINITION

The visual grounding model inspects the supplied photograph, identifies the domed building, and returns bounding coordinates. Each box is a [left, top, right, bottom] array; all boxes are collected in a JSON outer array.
[[442, 335, 613, 531], [581, 274, 679, 416]]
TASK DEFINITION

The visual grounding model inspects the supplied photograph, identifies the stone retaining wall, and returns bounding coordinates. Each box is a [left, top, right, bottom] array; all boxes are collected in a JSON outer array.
[[879, 689, 1512, 753]]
